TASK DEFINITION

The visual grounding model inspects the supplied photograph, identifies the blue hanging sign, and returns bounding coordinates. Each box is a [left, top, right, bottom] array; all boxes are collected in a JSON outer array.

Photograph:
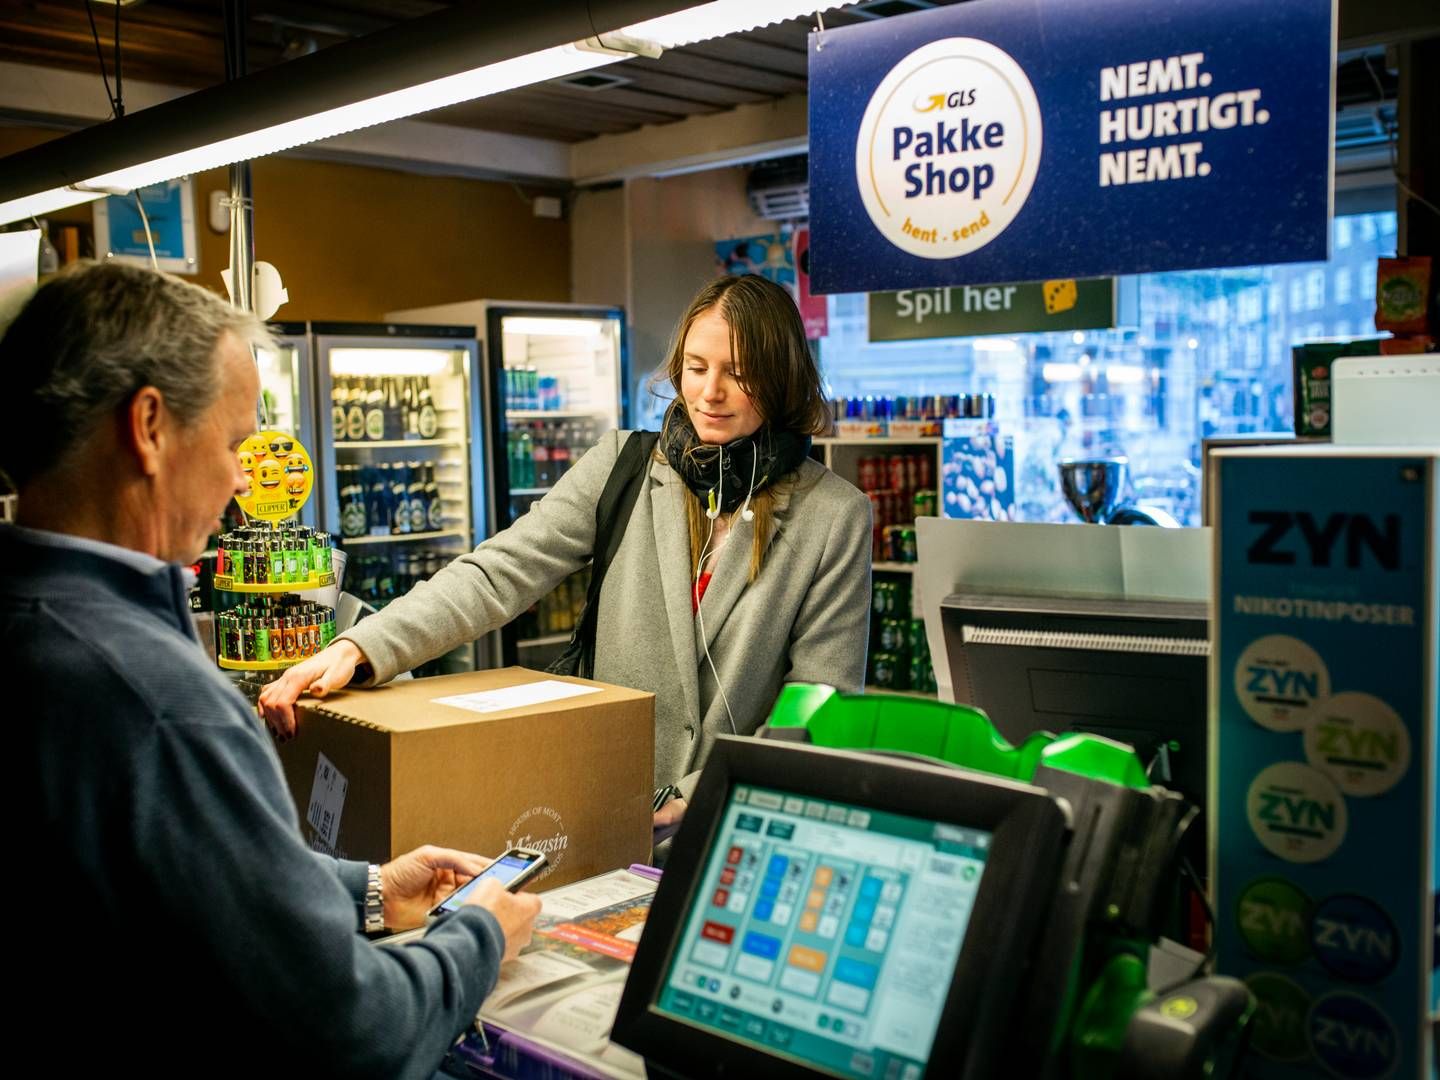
[[808, 0, 1336, 293]]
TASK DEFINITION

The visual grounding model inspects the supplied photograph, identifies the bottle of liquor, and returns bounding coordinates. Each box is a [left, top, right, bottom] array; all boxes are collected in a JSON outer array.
[[389, 462, 411, 535], [406, 460, 427, 534], [384, 377, 402, 441], [345, 377, 367, 442], [423, 461, 443, 532], [340, 465, 367, 538], [417, 376, 439, 439], [404, 377, 419, 439], [365, 377, 385, 441], [331, 376, 348, 443], [367, 465, 391, 537]]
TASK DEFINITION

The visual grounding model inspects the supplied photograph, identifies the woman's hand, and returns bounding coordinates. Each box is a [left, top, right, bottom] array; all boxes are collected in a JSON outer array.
[[653, 798, 687, 845], [258, 639, 365, 739]]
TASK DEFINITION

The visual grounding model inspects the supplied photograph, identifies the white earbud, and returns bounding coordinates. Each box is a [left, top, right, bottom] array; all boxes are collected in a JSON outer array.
[[736, 440, 759, 523]]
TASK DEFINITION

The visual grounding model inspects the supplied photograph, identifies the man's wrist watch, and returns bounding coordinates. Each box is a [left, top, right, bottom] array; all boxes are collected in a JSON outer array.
[[364, 863, 385, 933]]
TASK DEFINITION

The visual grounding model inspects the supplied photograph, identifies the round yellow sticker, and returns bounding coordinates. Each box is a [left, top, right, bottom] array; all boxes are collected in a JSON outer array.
[[236, 430, 313, 522]]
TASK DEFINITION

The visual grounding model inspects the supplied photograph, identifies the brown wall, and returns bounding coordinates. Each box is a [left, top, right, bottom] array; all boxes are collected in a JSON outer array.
[[1, 127, 571, 321]]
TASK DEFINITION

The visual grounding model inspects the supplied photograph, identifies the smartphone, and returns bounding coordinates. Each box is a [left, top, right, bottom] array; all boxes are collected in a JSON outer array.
[[431, 847, 547, 916]]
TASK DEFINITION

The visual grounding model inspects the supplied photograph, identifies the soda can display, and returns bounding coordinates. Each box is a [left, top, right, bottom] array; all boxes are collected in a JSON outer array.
[[898, 527, 918, 564], [879, 617, 908, 653], [870, 651, 898, 689], [857, 456, 880, 491], [887, 455, 908, 493], [880, 525, 904, 564]]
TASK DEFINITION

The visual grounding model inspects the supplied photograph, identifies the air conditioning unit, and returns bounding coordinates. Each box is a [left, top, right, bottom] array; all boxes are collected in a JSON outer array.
[[746, 155, 809, 221]]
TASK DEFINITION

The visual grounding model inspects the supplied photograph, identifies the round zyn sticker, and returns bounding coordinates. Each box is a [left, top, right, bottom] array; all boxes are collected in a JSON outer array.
[[1307, 992, 1400, 1079], [1310, 894, 1401, 984], [1245, 972, 1313, 1063], [1237, 877, 1313, 966], [236, 430, 313, 522], [1234, 634, 1330, 732], [1247, 762, 1348, 864], [855, 38, 1042, 259], [1304, 692, 1411, 798]]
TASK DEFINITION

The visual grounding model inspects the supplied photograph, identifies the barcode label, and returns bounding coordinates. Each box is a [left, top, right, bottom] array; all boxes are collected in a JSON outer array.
[[306, 753, 349, 850]]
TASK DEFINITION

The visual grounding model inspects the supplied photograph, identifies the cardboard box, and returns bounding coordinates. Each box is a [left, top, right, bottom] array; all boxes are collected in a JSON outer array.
[[1210, 446, 1438, 1078], [278, 667, 655, 889]]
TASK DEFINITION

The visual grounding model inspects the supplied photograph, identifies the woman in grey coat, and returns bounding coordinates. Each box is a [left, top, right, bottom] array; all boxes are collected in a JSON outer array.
[[261, 275, 872, 828]]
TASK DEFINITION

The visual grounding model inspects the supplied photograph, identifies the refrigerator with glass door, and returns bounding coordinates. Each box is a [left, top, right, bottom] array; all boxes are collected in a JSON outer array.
[[309, 321, 489, 675], [386, 300, 628, 669]]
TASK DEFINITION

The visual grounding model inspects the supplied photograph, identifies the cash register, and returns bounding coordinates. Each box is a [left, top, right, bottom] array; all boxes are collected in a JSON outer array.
[[613, 689, 1253, 1080]]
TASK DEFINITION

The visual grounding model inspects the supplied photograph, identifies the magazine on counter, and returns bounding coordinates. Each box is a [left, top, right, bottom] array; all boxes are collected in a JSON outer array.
[[478, 867, 659, 1076]]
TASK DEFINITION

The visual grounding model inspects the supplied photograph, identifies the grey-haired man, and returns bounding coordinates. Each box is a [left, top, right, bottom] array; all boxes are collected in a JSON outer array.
[[1, 262, 537, 1078]]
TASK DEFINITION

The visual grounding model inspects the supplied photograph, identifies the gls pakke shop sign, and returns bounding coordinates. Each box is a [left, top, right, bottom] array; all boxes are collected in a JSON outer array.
[[808, 0, 1335, 293]]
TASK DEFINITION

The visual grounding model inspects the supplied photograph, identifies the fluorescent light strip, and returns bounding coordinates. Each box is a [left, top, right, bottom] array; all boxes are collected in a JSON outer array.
[[0, 188, 106, 228], [0, 1, 850, 226], [622, 0, 848, 48], [87, 44, 624, 192], [329, 348, 457, 376], [504, 317, 610, 336]]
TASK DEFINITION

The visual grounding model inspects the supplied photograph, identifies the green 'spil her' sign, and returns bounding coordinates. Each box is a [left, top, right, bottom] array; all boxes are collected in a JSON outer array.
[[868, 277, 1115, 342]]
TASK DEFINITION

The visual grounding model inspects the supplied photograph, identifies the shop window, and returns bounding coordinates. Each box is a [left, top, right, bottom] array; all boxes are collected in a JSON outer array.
[[816, 210, 1396, 527]]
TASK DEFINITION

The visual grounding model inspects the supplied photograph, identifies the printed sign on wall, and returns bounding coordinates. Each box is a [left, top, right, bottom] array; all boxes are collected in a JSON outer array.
[[809, 0, 1335, 292], [869, 277, 1114, 341]]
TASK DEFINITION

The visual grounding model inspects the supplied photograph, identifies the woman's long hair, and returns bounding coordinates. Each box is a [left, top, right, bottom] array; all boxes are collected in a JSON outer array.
[[654, 275, 829, 582]]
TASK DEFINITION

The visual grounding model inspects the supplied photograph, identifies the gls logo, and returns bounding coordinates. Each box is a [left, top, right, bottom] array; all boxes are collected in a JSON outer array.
[[1247, 511, 1401, 570], [913, 90, 977, 112]]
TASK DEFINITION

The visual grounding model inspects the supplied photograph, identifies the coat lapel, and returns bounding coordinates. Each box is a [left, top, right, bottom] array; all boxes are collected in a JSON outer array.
[[651, 460, 702, 722]]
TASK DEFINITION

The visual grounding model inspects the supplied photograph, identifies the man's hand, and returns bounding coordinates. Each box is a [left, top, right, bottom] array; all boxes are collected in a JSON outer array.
[[653, 798, 687, 845], [258, 639, 365, 739], [460, 879, 543, 962], [381, 845, 490, 930]]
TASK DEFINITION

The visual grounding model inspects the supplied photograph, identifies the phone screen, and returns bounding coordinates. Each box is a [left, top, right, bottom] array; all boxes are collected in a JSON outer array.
[[435, 851, 543, 914]]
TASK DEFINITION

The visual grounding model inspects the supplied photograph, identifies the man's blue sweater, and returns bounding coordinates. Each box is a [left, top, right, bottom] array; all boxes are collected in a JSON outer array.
[[3, 526, 504, 1077]]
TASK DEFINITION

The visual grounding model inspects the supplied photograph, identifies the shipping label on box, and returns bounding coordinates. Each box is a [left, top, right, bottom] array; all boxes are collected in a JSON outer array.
[[278, 668, 655, 889], [1212, 448, 1438, 1078]]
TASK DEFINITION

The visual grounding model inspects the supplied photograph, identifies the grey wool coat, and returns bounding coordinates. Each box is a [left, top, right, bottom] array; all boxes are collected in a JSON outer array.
[[340, 429, 873, 791]]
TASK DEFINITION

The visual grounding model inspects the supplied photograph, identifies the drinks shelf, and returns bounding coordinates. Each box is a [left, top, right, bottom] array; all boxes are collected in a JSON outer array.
[[815, 436, 942, 446], [872, 562, 916, 574], [517, 633, 571, 648], [334, 439, 464, 449], [341, 529, 469, 546], [507, 409, 599, 420]]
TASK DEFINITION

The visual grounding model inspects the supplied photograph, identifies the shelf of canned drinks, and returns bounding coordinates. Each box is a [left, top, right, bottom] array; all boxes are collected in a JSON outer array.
[[341, 528, 469, 547], [334, 438, 464, 449], [815, 436, 942, 446], [214, 571, 336, 593]]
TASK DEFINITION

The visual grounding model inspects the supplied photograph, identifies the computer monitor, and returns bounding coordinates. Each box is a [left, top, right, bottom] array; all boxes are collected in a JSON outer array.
[[613, 736, 1070, 1080], [938, 588, 1209, 853]]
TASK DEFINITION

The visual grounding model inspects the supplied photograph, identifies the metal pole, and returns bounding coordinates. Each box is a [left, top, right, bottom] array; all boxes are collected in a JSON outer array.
[[224, 0, 254, 316]]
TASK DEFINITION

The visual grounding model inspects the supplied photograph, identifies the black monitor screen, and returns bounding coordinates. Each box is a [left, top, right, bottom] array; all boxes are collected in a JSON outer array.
[[654, 782, 991, 1080]]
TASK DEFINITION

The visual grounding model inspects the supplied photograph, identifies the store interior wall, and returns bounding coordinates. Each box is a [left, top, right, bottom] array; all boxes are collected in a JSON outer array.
[[571, 167, 777, 424], [0, 126, 572, 323]]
